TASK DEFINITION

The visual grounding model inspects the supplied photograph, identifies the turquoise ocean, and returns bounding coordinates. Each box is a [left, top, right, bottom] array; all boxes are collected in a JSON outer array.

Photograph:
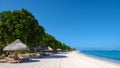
[[80, 50, 120, 63]]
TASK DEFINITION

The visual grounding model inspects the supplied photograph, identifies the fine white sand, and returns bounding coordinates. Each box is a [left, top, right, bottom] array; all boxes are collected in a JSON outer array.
[[0, 51, 120, 68]]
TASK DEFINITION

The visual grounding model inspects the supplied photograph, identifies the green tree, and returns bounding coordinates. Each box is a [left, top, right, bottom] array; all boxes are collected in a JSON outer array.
[[0, 8, 45, 48], [0, 8, 73, 54]]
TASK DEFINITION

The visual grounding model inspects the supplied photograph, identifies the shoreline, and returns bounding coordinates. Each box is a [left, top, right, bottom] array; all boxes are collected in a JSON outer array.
[[78, 50, 120, 64], [0, 51, 120, 68], [74, 51, 120, 67]]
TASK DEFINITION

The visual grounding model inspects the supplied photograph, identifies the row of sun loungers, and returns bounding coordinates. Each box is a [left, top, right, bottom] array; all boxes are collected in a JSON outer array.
[[0, 59, 22, 63], [0, 53, 43, 63], [0, 54, 28, 63]]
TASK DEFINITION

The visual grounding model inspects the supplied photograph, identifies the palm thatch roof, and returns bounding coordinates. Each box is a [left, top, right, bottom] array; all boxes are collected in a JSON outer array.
[[3, 39, 29, 51], [48, 46, 53, 51], [30, 44, 42, 50], [41, 46, 48, 51], [57, 48, 61, 51]]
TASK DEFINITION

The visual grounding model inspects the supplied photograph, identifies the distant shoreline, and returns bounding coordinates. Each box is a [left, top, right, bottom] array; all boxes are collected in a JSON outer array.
[[75, 51, 120, 66], [77, 50, 120, 63]]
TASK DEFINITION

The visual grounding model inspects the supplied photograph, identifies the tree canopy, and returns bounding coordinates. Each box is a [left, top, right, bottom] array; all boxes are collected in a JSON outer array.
[[0, 9, 73, 54]]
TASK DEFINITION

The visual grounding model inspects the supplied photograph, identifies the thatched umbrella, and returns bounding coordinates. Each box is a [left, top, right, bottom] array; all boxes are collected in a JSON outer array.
[[3, 39, 29, 59], [57, 48, 61, 52], [30, 44, 42, 52], [41, 46, 48, 51], [48, 46, 53, 51]]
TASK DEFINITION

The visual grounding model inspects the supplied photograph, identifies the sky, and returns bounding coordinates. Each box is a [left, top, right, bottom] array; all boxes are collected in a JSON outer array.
[[0, 0, 120, 50]]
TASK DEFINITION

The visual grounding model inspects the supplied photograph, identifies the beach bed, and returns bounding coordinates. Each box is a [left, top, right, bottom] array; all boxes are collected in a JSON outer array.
[[7, 60, 22, 63], [0, 59, 7, 63]]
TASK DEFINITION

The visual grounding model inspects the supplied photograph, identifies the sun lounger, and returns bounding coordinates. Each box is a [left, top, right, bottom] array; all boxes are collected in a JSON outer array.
[[29, 53, 41, 58], [19, 56, 29, 62], [5, 57, 22, 63], [0, 59, 7, 63], [7, 60, 22, 63], [18, 54, 29, 61]]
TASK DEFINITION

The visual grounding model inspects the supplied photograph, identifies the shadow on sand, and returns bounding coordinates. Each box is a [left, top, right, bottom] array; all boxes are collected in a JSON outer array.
[[22, 59, 40, 63], [41, 54, 67, 59], [22, 53, 67, 63], [55, 52, 69, 54]]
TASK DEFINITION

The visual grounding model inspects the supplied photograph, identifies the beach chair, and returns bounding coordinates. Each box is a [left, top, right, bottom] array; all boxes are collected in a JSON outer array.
[[18, 54, 30, 62], [19, 56, 29, 62], [7, 60, 22, 63], [5, 57, 22, 63], [29, 53, 41, 58], [0, 59, 7, 63]]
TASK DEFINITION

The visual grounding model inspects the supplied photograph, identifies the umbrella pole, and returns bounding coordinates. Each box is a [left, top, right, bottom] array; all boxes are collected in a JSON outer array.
[[14, 50, 18, 60]]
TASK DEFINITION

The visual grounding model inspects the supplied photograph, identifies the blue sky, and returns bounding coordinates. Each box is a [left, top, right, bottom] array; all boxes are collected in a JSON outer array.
[[0, 0, 120, 50]]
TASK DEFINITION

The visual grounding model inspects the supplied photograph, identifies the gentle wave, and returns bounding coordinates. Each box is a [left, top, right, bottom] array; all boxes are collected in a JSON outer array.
[[80, 50, 120, 63]]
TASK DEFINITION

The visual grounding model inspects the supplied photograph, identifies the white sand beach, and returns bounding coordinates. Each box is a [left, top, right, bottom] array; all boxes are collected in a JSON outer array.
[[0, 51, 120, 68]]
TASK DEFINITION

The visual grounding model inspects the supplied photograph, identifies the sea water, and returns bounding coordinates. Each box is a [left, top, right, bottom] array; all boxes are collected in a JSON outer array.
[[80, 50, 120, 63]]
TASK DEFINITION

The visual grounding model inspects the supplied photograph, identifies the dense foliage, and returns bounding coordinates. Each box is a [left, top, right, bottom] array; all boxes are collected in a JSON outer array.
[[0, 9, 73, 54]]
